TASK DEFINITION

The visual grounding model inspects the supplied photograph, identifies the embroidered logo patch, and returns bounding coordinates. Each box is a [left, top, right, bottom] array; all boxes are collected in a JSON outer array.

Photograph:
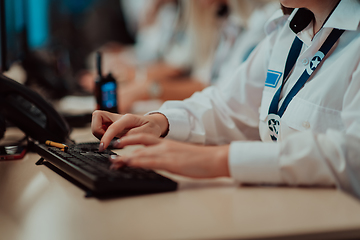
[[306, 51, 325, 75], [265, 70, 282, 88]]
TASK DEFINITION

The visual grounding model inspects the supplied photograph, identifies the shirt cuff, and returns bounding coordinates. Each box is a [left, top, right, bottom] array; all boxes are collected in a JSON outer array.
[[229, 141, 282, 184], [146, 109, 191, 141]]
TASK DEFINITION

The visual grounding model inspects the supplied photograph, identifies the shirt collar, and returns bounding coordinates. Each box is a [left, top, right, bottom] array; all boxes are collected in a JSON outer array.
[[324, 0, 360, 31], [264, 9, 288, 35], [288, 0, 360, 33]]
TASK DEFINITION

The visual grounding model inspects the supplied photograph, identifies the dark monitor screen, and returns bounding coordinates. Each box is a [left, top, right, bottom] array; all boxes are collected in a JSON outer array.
[[0, 0, 5, 72], [1, 0, 132, 74], [1, 0, 27, 72]]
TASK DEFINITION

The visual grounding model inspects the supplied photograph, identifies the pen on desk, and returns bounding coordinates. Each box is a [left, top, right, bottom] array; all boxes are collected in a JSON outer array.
[[45, 140, 68, 152]]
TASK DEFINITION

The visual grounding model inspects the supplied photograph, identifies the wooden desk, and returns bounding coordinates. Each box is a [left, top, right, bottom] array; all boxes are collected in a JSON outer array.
[[1, 127, 360, 240]]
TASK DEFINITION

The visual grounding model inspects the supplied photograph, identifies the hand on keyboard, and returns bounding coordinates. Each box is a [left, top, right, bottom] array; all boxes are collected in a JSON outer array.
[[91, 111, 169, 151]]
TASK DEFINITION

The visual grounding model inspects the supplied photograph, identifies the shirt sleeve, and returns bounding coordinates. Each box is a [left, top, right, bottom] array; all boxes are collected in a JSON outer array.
[[229, 61, 360, 198], [228, 131, 337, 187], [149, 36, 274, 145]]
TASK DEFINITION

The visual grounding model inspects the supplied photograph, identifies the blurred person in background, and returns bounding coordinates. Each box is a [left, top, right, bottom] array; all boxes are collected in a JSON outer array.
[[80, 0, 227, 113], [117, 0, 227, 113], [211, 0, 278, 86], [109, 0, 278, 113], [78, 0, 186, 92]]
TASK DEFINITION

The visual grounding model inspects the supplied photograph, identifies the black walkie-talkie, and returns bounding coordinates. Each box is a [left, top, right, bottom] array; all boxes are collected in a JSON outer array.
[[94, 52, 118, 113]]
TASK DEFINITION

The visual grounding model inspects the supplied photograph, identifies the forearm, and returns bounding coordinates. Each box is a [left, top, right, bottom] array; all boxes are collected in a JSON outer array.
[[158, 78, 206, 101], [154, 85, 260, 145], [177, 144, 230, 178], [112, 133, 231, 179], [210, 145, 230, 178]]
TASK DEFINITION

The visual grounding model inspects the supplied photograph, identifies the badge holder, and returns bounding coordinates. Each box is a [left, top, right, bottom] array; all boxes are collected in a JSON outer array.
[[266, 28, 344, 141]]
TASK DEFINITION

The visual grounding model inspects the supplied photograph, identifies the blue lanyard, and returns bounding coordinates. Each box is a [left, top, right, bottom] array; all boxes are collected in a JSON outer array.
[[268, 28, 345, 117]]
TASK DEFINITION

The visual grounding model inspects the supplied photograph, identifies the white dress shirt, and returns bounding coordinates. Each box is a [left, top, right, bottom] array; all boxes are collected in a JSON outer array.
[[134, 1, 179, 64], [212, 3, 279, 86], [151, 0, 360, 198]]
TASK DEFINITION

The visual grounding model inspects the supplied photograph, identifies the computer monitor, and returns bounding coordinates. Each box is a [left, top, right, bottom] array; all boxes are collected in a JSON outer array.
[[0, 0, 27, 72], [27, 0, 49, 49], [0, 0, 6, 71]]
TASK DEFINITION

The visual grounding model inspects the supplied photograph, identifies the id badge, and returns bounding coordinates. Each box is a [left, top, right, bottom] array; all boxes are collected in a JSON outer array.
[[266, 114, 281, 142]]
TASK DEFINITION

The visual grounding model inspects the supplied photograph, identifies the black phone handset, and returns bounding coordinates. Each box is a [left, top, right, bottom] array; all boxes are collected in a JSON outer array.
[[0, 74, 71, 143]]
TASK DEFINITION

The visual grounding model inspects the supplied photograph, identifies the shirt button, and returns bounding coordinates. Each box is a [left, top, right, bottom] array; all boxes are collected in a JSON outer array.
[[302, 58, 309, 66], [302, 121, 311, 129]]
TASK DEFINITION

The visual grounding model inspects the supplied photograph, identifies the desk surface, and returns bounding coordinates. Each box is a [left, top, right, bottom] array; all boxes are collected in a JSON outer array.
[[1, 127, 360, 240]]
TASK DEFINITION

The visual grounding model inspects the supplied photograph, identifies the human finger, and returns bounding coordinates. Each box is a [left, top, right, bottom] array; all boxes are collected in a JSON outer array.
[[109, 157, 127, 170], [113, 133, 162, 148], [100, 114, 146, 150], [109, 148, 171, 171], [91, 110, 122, 139]]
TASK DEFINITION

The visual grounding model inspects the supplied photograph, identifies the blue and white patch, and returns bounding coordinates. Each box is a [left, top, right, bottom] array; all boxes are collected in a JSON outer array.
[[306, 51, 324, 75], [265, 70, 282, 88]]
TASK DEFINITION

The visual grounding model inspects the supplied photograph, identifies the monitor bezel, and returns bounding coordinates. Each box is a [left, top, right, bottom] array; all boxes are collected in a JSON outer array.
[[0, 0, 7, 72]]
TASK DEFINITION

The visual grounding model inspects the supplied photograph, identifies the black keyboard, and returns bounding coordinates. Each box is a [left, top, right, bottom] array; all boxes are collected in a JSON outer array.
[[33, 142, 177, 196]]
